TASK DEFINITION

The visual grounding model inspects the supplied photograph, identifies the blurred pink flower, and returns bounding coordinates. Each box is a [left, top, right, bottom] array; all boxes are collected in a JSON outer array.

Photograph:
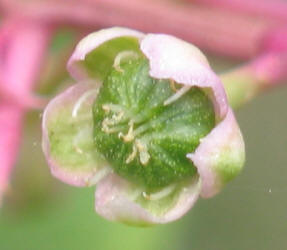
[[0, 17, 50, 203], [0, 0, 278, 59]]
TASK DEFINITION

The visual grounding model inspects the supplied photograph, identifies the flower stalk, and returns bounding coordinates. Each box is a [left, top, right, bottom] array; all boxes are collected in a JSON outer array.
[[0, 104, 23, 205], [220, 29, 287, 109]]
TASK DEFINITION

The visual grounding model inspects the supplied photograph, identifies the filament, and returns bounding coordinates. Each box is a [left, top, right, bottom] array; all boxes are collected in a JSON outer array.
[[87, 167, 111, 186], [113, 50, 139, 72], [142, 184, 176, 201], [72, 89, 98, 118], [164, 86, 191, 106]]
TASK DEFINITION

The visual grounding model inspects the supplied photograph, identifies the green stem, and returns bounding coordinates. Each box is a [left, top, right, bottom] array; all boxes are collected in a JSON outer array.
[[220, 51, 287, 109]]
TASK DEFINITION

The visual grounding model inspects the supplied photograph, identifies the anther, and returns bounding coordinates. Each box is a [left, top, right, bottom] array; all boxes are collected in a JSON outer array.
[[74, 146, 83, 155], [102, 123, 124, 134], [126, 144, 138, 164], [102, 105, 111, 113], [72, 89, 98, 118], [121, 121, 135, 142], [170, 79, 179, 92], [102, 104, 124, 113], [101, 107, 125, 134], [135, 139, 150, 165]]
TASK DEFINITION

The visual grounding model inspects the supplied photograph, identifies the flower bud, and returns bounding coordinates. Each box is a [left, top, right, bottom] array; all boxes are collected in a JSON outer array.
[[42, 27, 245, 226]]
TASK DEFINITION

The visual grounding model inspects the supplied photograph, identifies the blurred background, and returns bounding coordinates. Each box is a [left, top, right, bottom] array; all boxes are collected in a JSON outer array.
[[1, 1, 287, 249]]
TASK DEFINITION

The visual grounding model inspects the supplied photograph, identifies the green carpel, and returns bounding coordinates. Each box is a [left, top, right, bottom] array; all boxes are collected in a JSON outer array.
[[93, 58, 215, 190]]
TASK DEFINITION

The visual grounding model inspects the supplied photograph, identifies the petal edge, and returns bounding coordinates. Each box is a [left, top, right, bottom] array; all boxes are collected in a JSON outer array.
[[187, 108, 245, 198], [95, 174, 201, 226], [42, 81, 108, 187]]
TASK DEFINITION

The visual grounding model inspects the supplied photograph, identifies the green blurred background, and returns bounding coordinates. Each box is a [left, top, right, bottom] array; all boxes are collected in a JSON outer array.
[[1, 32, 287, 250]]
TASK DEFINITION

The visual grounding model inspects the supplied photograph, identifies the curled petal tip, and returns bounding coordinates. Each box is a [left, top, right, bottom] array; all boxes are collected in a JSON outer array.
[[67, 27, 144, 80], [140, 34, 228, 120]]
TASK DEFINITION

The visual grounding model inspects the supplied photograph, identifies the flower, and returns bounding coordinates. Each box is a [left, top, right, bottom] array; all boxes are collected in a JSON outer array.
[[0, 17, 50, 204], [42, 27, 245, 226]]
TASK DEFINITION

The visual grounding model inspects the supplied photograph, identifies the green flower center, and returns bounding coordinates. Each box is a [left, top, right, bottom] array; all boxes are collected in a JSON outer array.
[[93, 57, 215, 190]]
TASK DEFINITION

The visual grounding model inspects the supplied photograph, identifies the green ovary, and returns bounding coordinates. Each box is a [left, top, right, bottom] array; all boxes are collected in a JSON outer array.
[[93, 58, 215, 190]]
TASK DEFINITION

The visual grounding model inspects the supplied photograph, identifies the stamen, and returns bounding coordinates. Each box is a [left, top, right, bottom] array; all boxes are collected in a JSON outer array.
[[125, 139, 150, 165], [170, 79, 179, 92], [142, 184, 176, 201], [103, 112, 124, 126], [139, 151, 150, 166], [102, 104, 125, 113], [86, 167, 111, 186], [125, 144, 138, 164], [164, 86, 191, 106], [73, 126, 92, 154], [130, 188, 144, 201], [101, 110, 125, 134], [114, 112, 124, 122], [133, 123, 151, 137], [120, 121, 135, 142], [74, 146, 83, 154], [113, 50, 139, 72], [135, 139, 150, 165], [118, 132, 124, 139], [102, 123, 125, 134], [72, 89, 98, 118], [102, 118, 112, 133]]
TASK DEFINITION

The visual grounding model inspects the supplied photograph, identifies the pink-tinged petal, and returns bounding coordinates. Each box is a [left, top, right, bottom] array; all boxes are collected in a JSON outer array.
[[0, 18, 50, 109], [140, 34, 228, 120], [95, 174, 201, 226], [42, 81, 109, 187], [67, 27, 144, 80], [187, 108, 245, 198], [0, 103, 23, 205]]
